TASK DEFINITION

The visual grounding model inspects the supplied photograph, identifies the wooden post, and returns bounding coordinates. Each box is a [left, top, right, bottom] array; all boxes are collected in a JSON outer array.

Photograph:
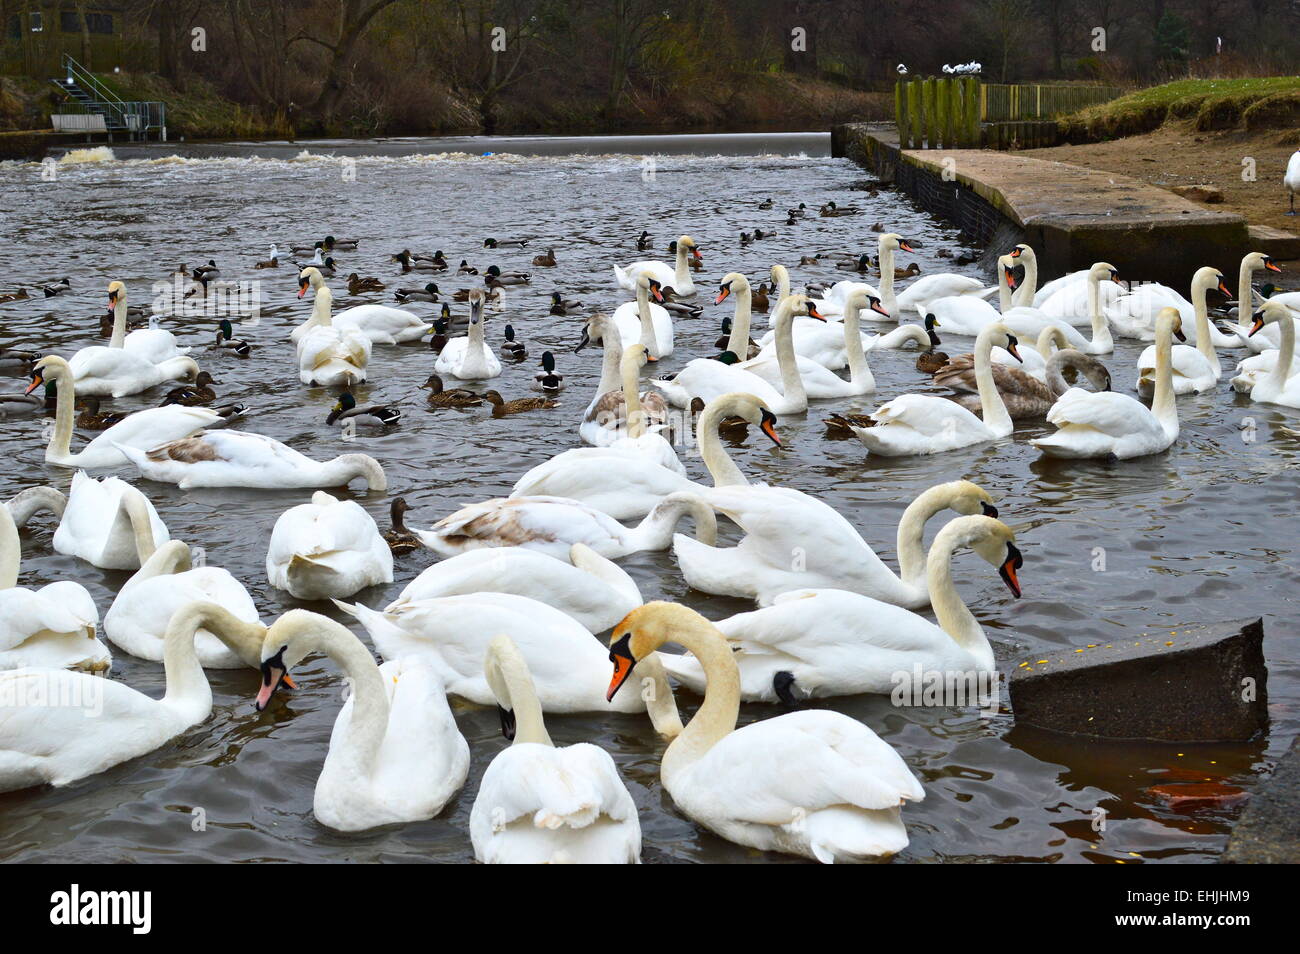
[[905, 79, 919, 149], [948, 77, 961, 148], [966, 77, 980, 147], [895, 80, 906, 147], [924, 77, 936, 148], [935, 78, 950, 148]]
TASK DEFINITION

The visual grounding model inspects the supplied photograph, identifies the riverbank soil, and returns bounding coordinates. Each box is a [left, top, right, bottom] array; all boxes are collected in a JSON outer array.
[[1024, 121, 1300, 239]]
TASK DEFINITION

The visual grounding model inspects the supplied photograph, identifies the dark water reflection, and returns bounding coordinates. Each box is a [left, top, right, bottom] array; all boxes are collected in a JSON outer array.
[[0, 134, 1294, 863]]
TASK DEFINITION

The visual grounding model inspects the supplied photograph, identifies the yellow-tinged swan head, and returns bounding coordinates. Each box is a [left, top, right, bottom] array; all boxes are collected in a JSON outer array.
[[607, 602, 713, 702]]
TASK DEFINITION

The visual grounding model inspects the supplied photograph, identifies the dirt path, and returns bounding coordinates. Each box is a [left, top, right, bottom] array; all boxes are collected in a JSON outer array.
[[1024, 121, 1300, 238]]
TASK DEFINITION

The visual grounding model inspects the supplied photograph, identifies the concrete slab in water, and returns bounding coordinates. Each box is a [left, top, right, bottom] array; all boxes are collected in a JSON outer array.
[[1222, 734, 1300, 864], [1008, 619, 1268, 742]]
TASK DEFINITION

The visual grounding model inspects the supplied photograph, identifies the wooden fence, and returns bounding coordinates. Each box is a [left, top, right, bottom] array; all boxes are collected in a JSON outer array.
[[894, 79, 1123, 148], [980, 83, 1124, 121], [894, 77, 981, 149]]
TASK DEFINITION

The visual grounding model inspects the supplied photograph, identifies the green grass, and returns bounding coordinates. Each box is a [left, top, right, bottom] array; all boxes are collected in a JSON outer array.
[[1059, 76, 1300, 141]]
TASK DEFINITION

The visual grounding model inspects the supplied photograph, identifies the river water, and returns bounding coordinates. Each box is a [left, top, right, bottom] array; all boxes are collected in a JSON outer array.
[[0, 132, 1294, 864]]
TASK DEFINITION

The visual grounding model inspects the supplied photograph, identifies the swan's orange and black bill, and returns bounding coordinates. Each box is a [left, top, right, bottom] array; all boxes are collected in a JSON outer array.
[[999, 542, 1023, 598], [899, 240, 915, 252], [24, 371, 43, 395], [981, 501, 999, 518], [760, 408, 781, 446], [806, 303, 827, 321], [256, 648, 290, 710], [297, 276, 310, 298], [607, 633, 636, 702], [497, 705, 517, 742], [1265, 258, 1282, 273], [1004, 266, 1018, 289], [1174, 327, 1187, 343], [650, 281, 665, 303], [1217, 280, 1232, 297], [1006, 334, 1022, 361], [692, 247, 703, 261], [1249, 312, 1265, 336], [715, 283, 731, 305], [1010, 246, 1023, 258], [870, 296, 891, 317]]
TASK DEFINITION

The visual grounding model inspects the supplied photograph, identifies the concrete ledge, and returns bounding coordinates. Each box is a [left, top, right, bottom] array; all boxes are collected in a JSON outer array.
[[1248, 225, 1300, 261], [831, 123, 1253, 288], [1222, 734, 1300, 863], [1007, 619, 1268, 743]]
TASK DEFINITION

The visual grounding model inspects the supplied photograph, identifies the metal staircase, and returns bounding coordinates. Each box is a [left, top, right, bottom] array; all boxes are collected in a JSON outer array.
[[49, 54, 166, 139]]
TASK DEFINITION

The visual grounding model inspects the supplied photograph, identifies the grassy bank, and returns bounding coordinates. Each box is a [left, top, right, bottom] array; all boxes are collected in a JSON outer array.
[[2, 69, 887, 142], [1060, 76, 1300, 142]]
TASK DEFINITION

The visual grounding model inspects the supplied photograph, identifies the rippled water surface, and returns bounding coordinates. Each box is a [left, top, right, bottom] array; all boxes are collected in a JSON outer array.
[[0, 133, 1295, 864]]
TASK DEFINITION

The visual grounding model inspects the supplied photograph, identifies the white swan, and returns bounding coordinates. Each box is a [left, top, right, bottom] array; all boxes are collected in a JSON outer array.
[[894, 267, 993, 316], [664, 515, 1020, 702], [254, 609, 469, 832], [714, 271, 760, 358], [103, 540, 261, 668], [1004, 252, 1117, 352], [743, 290, 888, 398], [610, 274, 674, 359], [576, 313, 673, 461], [107, 281, 190, 363], [1242, 300, 1300, 409], [613, 234, 699, 296], [26, 355, 225, 469], [266, 491, 393, 599], [3, 486, 66, 529], [394, 543, 641, 633], [510, 390, 777, 520], [295, 277, 371, 386], [607, 601, 924, 863], [0, 601, 265, 793], [416, 491, 716, 561], [852, 322, 1022, 456], [0, 501, 108, 672], [756, 303, 932, 370], [1135, 266, 1226, 394], [115, 429, 386, 490], [674, 478, 997, 609], [1033, 307, 1184, 459], [651, 294, 823, 413], [339, 594, 683, 732], [1225, 251, 1288, 353], [1106, 280, 1241, 348], [54, 472, 168, 570], [435, 288, 501, 379], [65, 281, 201, 397], [471, 635, 641, 863]]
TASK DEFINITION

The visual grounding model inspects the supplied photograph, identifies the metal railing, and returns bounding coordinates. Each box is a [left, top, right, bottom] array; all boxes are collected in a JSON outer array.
[[51, 53, 166, 134]]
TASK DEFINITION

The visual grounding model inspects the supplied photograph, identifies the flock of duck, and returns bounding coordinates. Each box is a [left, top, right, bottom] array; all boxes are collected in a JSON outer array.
[[1, 216, 1297, 864]]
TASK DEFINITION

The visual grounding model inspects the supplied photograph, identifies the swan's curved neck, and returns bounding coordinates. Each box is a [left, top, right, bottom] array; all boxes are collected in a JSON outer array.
[[725, 284, 753, 356], [674, 244, 690, 289], [772, 266, 790, 302], [493, 653, 552, 747], [162, 603, 264, 719], [634, 651, 684, 739], [620, 350, 646, 439], [110, 297, 128, 348], [1192, 280, 1218, 366], [1151, 321, 1179, 435], [129, 539, 192, 585], [306, 615, 392, 780], [1044, 353, 1072, 397], [654, 613, 739, 782], [1238, 258, 1256, 326], [121, 487, 159, 564], [322, 455, 387, 491], [998, 263, 1013, 314], [877, 239, 898, 315], [594, 321, 623, 398], [697, 398, 750, 487], [629, 493, 716, 551], [636, 283, 658, 356], [5, 486, 66, 528], [1266, 311, 1296, 394], [975, 329, 1014, 435], [842, 298, 873, 390], [312, 286, 333, 327], [45, 365, 76, 461], [0, 503, 19, 589], [926, 530, 994, 670], [895, 484, 961, 588], [1087, 272, 1113, 352], [1013, 255, 1037, 308], [773, 300, 807, 406]]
